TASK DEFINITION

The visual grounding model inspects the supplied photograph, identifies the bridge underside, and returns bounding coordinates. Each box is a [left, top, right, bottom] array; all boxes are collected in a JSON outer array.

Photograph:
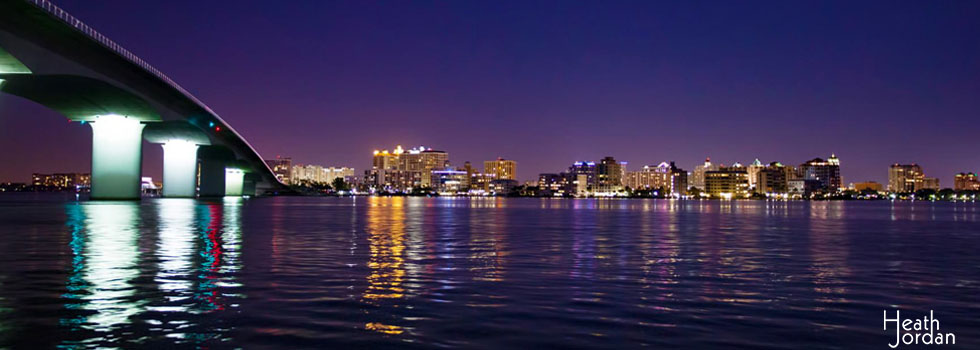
[[0, 0, 286, 199]]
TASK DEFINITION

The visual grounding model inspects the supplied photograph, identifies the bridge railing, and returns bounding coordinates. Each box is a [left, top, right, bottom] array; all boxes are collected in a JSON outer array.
[[26, 0, 218, 117]]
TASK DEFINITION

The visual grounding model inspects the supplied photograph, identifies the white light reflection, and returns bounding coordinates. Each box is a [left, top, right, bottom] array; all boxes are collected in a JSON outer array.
[[66, 202, 144, 332], [154, 199, 196, 305]]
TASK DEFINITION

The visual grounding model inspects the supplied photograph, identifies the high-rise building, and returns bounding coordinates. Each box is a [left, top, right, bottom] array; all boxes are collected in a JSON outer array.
[[888, 164, 924, 193], [668, 162, 688, 196], [484, 158, 517, 180], [690, 157, 719, 190], [753, 162, 789, 195], [569, 161, 597, 188], [372, 145, 403, 171], [265, 156, 292, 184], [704, 164, 750, 199], [624, 162, 670, 191], [799, 154, 841, 192], [954, 172, 980, 191], [597, 156, 624, 191]]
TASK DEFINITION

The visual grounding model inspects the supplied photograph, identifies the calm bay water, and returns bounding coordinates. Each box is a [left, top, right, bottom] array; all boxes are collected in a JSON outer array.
[[0, 194, 978, 349]]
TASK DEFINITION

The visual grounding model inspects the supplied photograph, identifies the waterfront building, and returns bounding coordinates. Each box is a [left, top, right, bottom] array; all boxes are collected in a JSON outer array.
[[469, 173, 496, 193], [799, 154, 841, 192], [704, 164, 750, 199], [569, 161, 597, 188], [292, 164, 355, 185], [853, 181, 884, 192], [365, 145, 448, 191], [484, 158, 517, 181], [690, 157, 719, 190], [596, 156, 624, 192], [752, 162, 789, 195], [489, 179, 519, 195], [624, 162, 670, 191], [399, 147, 448, 172], [623, 161, 688, 196], [888, 164, 924, 193], [538, 173, 574, 196], [954, 172, 980, 191], [398, 147, 448, 187], [430, 168, 469, 194], [669, 162, 689, 196], [788, 179, 822, 198], [31, 173, 91, 189]]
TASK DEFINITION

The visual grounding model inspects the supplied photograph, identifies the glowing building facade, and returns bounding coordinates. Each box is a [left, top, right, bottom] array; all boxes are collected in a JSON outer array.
[[954, 172, 980, 191], [484, 158, 517, 181], [704, 164, 750, 199]]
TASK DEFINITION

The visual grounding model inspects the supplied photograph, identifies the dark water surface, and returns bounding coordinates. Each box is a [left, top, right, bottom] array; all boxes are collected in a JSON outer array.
[[0, 194, 978, 349]]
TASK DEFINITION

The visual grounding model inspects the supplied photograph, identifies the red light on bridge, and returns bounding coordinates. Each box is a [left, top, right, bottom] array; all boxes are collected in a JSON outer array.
[[215, 126, 221, 132]]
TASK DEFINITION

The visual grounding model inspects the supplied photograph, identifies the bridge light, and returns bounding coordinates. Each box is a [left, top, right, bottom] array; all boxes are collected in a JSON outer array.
[[208, 121, 215, 128], [215, 126, 221, 132]]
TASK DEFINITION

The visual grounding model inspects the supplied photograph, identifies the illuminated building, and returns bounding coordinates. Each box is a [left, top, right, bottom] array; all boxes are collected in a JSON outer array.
[[788, 179, 822, 198], [596, 156, 624, 191], [537, 173, 574, 196], [799, 154, 841, 192], [669, 162, 689, 196], [31, 173, 91, 188], [489, 179, 519, 195], [853, 181, 884, 192], [569, 161, 597, 188], [888, 164, 923, 193], [469, 172, 496, 193], [747, 159, 765, 190], [753, 162, 789, 195], [704, 164, 750, 199], [575, 174, 590, 197], [690, 157, 719, 190], [291, 164, 355, 185], [954, 173, 980, 191], [430, 168, 469, 194], [484, 158, 517, 181], [624, 162, 670, 191], [372, 145, 403, 171], [264, 156, 292, 184], [364, 145, 447, 191]]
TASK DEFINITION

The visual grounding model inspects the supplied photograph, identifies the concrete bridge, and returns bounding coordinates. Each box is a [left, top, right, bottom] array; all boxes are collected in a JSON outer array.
[[0, 0, 286, 199]]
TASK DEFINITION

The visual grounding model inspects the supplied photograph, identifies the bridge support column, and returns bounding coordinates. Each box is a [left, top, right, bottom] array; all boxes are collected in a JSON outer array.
[[225, 168, 244, 197], [89, 115, 145, 200], [160, 140, 199, 198], [198, 158, 226, 198]]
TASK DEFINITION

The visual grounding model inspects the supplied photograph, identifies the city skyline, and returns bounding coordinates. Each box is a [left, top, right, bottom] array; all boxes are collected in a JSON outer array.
[[2, 0, 979, 185]]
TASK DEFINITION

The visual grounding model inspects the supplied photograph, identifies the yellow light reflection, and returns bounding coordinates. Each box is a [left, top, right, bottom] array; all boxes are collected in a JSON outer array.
[[365, 322, 404, 335], [363, 197, 407, 301]]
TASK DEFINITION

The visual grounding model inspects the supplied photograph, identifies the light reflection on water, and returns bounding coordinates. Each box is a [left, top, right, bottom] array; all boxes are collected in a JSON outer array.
[[0, 196, 977, 348]]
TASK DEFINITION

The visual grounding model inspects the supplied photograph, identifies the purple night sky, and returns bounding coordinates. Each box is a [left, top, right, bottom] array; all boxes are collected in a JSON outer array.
[[1, 0, 978, 185]]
